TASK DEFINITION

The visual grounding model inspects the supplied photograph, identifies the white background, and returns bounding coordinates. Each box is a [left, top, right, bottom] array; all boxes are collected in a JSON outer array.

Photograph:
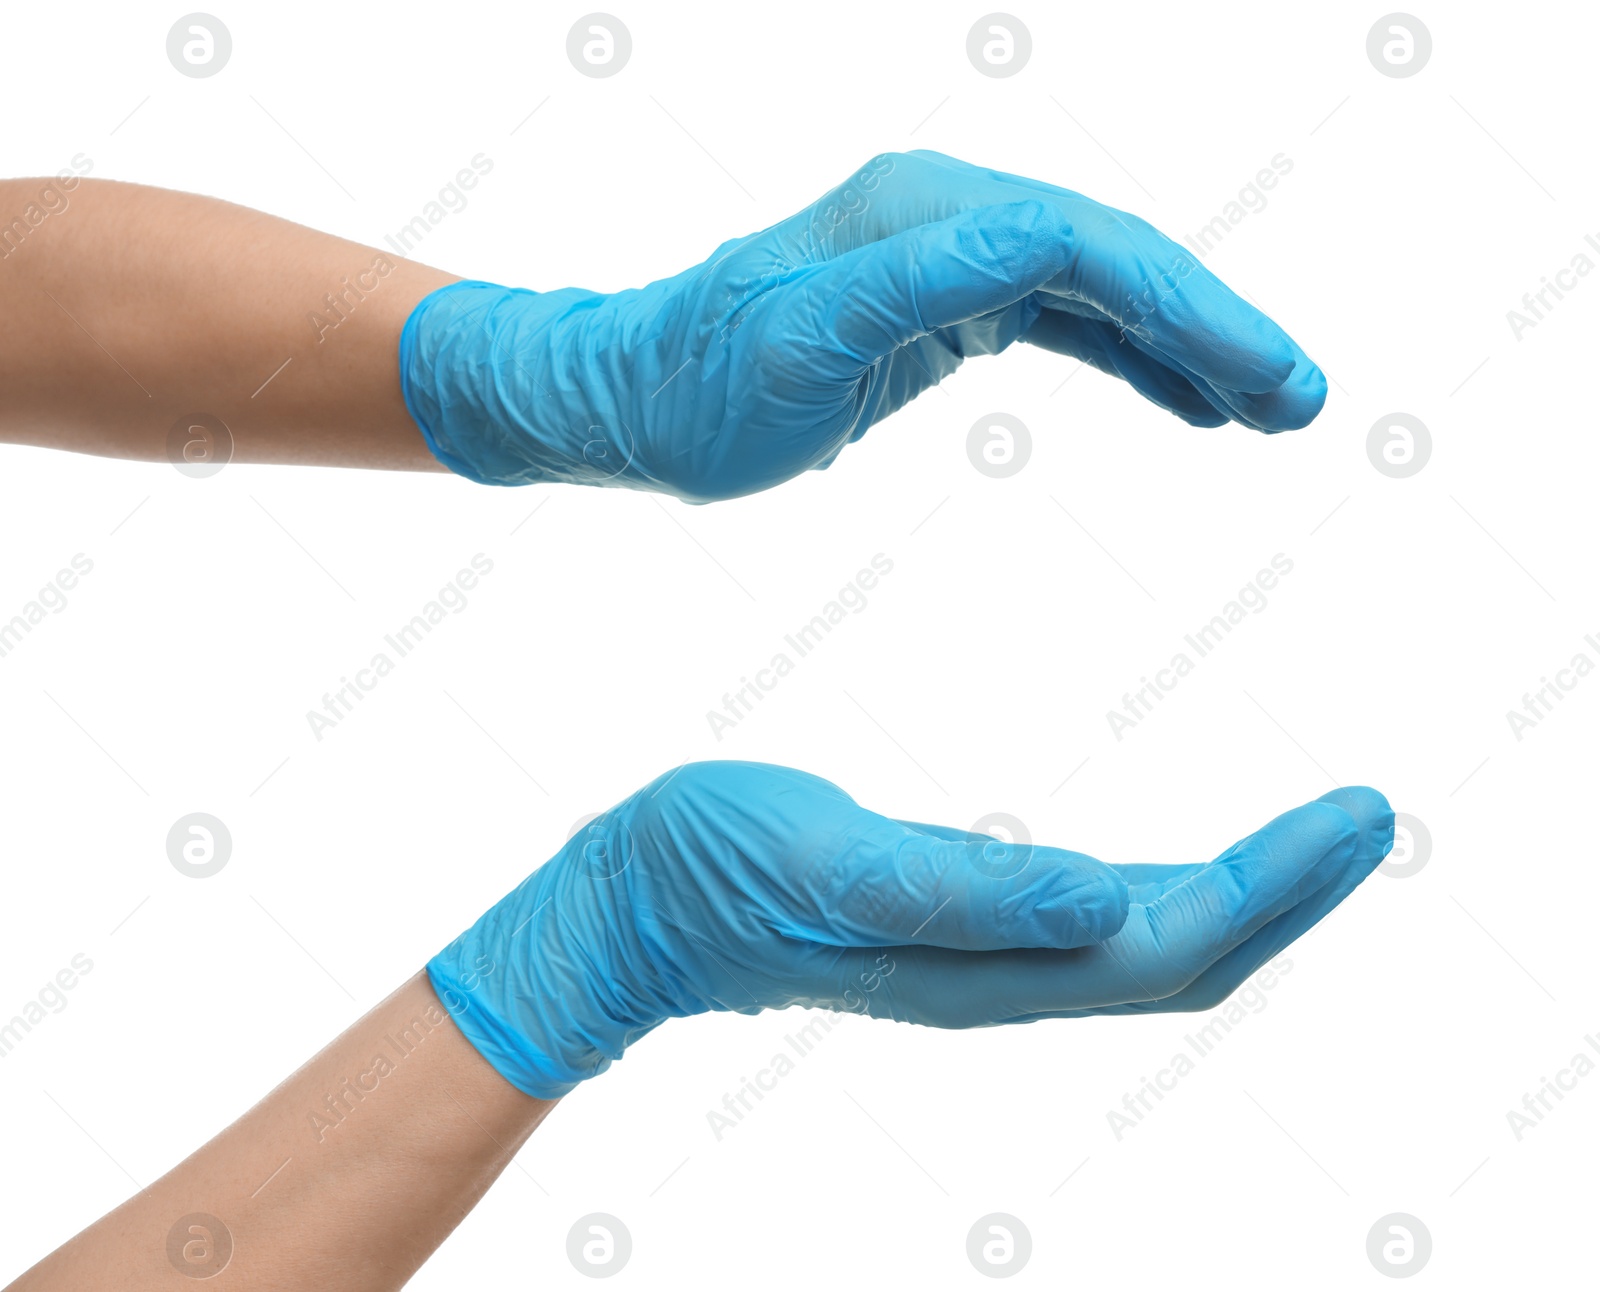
[[1, 0, 1594, 1286]]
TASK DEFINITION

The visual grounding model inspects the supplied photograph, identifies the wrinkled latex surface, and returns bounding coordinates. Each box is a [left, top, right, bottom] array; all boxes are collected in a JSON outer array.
[[428, 762, 1390, 1098], [400, 151, 1328, 502]]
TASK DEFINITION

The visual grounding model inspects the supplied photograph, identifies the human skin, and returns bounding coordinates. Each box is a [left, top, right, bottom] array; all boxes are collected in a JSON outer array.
[[0, 177, 454, 470], [4, 972, 553, 1291]]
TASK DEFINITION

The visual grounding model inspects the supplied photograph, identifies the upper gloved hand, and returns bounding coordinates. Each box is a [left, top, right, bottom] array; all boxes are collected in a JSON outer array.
[[399, 151, 1327, 503], [427, 762, 1390, 1099]]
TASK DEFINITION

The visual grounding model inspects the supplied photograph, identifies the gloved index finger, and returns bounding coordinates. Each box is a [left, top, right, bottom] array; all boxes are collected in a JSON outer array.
[[895, 151, 1302, 395], [1041, 208, 1298, 395], [790, 200, 1076, 374], [936, 798, 1362, 1020], [1094, 786, 1394, 1015], [1134, 799, 1361, 988]]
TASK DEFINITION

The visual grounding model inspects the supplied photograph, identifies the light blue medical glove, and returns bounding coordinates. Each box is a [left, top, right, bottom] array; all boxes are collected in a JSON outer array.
[[399, 151, 1327, 503], [427, 762, 1390, 1099]]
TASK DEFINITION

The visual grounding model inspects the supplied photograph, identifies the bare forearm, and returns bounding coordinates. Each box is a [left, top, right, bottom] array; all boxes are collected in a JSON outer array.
[[0, 177, 455, 469], [7, 972, 554, 1291]]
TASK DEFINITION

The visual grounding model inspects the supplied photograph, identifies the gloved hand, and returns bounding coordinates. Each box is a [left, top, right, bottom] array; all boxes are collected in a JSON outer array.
[[399, 151, 1326, 503], [427, 762, 1390, 1099]]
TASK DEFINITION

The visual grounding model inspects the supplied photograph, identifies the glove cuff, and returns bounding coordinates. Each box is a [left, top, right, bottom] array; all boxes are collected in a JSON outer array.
[[399, 279, 627, 488], [426, 957, 597, 1099], [425, 838, 672, 1099]]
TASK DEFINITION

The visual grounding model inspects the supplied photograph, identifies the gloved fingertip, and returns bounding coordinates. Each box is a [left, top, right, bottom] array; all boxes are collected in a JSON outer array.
[[1261, 797, 1357, 843], [1222, 321, 1297, 395], [995, 199, 1075, 278], [1257, 358, 1329, 434], [1034, 857, 1130, 948], [1012, 196, 1072, 234], [1175, 406, 1230, 429], [1092, 867, 1133, 940], [1316, 786, 1395, 864], [1301, 360, 1330, 422], [1242, 800, 1362, 910]]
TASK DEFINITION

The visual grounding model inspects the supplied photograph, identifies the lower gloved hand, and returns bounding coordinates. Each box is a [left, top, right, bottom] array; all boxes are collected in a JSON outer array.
[[399, 150, 1327, 503], [427, 762, 1391, 1099]]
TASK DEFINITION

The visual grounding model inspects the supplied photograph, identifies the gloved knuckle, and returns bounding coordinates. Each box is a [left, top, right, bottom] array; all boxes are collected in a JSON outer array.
[[1147, 959, 1202, 1001], [1180, 987, 1228, 1014], [826, 863, 902, 930], [854, 151, 904, 183]]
